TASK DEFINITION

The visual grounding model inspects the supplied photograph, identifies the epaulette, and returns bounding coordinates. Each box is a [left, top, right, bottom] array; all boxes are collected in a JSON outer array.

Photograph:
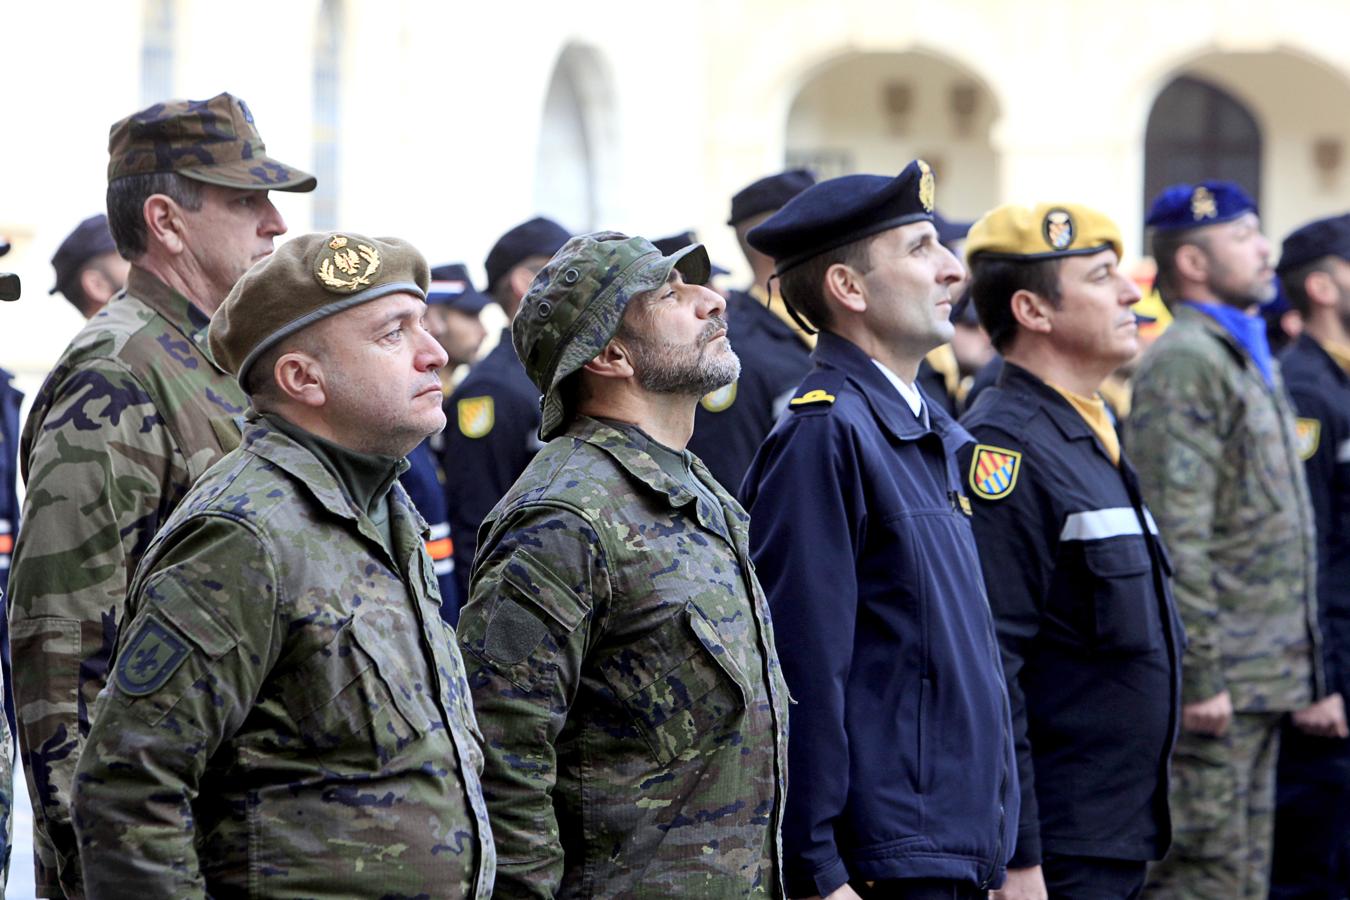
[[788, 371, 846, 415]]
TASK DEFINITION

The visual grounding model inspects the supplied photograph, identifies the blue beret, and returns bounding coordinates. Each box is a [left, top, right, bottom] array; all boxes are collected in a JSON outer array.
[[1277, 213, 1350, 276], [50, 213, 118, 294], [746, 160, 937, 275], [727, 169, 817, 226], [428, 263, 491, 313], [1145, 181, 1257, 232], [484, 216, 571, 291], [652, 231, 728, 278]]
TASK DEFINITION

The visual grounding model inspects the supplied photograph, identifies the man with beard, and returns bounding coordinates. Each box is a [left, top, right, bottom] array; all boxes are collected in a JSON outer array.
[[1127, 182, 1326, 899], [458, 232, 790, 897], [8, 92, 314, 898], [72, 232, 494, 898], [48, 214, 130, 320]]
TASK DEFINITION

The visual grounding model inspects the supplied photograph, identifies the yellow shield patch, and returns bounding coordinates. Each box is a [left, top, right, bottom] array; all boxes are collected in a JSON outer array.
[[700, 381, 738, 413], [969, 444, 1022, 500], [1295, 417, 1321, 461], [457, 396, 495, 439]]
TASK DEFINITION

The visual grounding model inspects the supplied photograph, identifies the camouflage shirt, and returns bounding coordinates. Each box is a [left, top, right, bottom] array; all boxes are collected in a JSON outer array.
[[71, 415, 495, 898], [8, 266, 247, 897], [1126, 305, 1321, 710], [459, 417, 789, 898]]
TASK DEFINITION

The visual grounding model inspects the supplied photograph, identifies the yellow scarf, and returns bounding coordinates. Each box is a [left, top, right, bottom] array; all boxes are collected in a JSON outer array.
[[1050, 384, 1121, 466], [1322, 338, 1350, 375]]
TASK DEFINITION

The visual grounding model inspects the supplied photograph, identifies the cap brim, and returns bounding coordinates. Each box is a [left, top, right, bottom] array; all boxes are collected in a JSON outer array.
[[180, 157, 317, 193]]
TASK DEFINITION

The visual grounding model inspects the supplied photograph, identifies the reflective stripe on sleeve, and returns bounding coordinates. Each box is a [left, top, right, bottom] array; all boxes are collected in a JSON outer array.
[[1339, 439, 1350, 464], [1059, 507, 1155, 542]]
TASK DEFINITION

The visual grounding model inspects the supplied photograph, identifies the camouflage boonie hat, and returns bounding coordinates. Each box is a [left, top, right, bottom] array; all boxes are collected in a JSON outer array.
[[108, 92, 316, 192], [210, 231, 429, 388], [513, 231, 711, 441]]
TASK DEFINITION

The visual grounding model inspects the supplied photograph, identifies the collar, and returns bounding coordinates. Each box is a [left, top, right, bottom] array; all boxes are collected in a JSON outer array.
[[871, 358, 926, 420], [1181, 300, 1274, 387], [1309, 333, 1350, 378], [814, 331, 954, 444], [996, 362, 1127, 467], [126, 266, 228, 373]]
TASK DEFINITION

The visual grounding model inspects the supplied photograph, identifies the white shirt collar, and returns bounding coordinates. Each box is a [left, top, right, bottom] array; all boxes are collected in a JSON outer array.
[[871, 359, 926, 420]]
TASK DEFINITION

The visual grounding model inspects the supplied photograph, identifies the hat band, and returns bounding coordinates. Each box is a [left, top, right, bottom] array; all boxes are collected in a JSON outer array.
[[971, 241, 1117, 262], [236, 280, 425, 387], [773, 212, 933, 276]]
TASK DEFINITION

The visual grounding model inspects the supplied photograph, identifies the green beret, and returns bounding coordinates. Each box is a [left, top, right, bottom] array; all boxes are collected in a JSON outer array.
[[210, 232, 430, 387]]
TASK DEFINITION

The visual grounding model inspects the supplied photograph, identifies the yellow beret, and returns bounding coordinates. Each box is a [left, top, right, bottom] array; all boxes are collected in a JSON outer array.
[[966, 203, 1123, 262], [210, 231, 430, 387]]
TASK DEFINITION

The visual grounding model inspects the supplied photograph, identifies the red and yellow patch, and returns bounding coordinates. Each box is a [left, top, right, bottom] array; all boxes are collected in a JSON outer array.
[[968, 444, 1022, 500]]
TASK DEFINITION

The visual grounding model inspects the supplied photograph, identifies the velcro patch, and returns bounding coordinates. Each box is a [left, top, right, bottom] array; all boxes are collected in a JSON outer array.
[[116, 616, 191, 697], [969, 444, 1023, 500]]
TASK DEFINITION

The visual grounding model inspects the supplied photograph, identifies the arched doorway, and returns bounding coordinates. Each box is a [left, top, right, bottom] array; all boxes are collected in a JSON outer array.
[[784, 50, 1001, 220], [1143, 75, 1261, 221], [533, 44, 614, 232]]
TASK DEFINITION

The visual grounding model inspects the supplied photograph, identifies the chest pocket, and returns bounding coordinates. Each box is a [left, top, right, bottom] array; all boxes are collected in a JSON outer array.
[[1082, 537, 1161, 654], [278, 613, 427, 769], [597, 602, 749, 767]]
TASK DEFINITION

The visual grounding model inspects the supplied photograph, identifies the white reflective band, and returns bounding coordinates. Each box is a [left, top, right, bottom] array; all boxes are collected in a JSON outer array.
[[433, 558, 454, 576], [0, 558, 9, 570], [1060, 507, 1148, 542], [1143, 508, 1159, 535], [429, 522, 450, 541], [0, 518, 9, 533], [1339, 439, 1350, 464]]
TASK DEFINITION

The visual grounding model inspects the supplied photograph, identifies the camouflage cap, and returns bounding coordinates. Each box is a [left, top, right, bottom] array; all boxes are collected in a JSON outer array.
[[210, 231, 429, 388], [108, 92, 316, 192], [513, 231, 711, 440]]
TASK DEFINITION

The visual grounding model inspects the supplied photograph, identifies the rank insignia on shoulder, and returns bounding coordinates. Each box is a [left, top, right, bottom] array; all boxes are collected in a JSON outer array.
[[458, 396, 495, 438], [1295, 417, 1321, 461], [969, 444, 1022, 500], [701, 380, 738, 413], [790, 389, 836, 408], [116, 616, 191, 697]]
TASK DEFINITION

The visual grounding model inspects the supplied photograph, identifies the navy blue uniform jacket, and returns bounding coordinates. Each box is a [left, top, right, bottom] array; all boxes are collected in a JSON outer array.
[[741, 332, 1018, 897], [688, 290, 812, 492], [439, 328, 542, 600], [398, 439, 461, 624], [959, 363, 1183, 867], [0, 369, 20, 733]]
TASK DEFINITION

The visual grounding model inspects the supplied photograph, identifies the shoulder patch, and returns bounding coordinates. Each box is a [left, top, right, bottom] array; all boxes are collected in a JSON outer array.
[[789, 389, 836, 408], [968, 443, 1023, 500], [116, 616, 191, 697], [700, 380, 738, 413], [1295, 417, 1321, 461], [458, 396, 495, 438]]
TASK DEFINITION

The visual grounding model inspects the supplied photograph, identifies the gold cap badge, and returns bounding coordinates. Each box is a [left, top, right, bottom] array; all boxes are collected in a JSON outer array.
[[315, 233, 381, 293], [1042, 209, 1075, 250], [917, 159, 936, 214], [1191, 186, 1218, 221]]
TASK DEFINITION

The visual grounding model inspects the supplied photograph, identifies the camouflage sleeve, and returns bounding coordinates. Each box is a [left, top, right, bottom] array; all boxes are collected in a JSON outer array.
[[8, 358, 189, 896], [0, 668, 11, 891], [458, 505, 606, 899], [1126, 352, 1228, 704], [71, 515, 279, 898]]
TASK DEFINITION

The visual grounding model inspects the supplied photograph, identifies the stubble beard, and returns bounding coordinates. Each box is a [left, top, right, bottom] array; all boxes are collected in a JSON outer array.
[[629, 319, 741, 397]]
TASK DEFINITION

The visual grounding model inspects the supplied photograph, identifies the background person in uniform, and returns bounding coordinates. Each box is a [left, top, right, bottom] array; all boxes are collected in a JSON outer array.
[[960, 203, 1184, 900], [686, 169, 816, 492], [47, 214, 129, 319], [1126, 182, 1328, 899], [427, 262, 491, 374], [439, 216, 569, 600], [653, 231, 732, 297], [458, 231, 789, 897], [917, 212, 976, 416], [1269, 213, 1350, 898], [740, 161, 1018, 900], [7, 91, 314, 899], [72, 232, 494, 898]]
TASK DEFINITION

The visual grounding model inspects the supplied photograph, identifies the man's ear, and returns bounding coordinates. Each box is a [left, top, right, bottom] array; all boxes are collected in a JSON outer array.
[[78, 267, 112, 305], [1173, 243, 1210, 285], [1304, 268, 1338, 309], [1009, 288, 1055, 335], [581, 337, 636, 380], [822, 262, 867, 315], [143, 194, 187, 255], [273, 351, 327, 407], [508, 264, 537, 303]]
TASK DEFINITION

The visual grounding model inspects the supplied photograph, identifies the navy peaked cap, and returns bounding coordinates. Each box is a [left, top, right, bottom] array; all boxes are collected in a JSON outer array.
[[484, 216, 571, 290], [1277, 213, 1350, 276], [653, 230, 728, 276], [1145, 181, 1257, 232], [428, 263, 491, 313], [747, 160, 938, 275], [727, 169, 817, 226]]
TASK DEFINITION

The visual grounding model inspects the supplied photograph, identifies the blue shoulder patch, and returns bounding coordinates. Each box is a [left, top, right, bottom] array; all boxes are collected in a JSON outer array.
[[116, 616, 191, 697]]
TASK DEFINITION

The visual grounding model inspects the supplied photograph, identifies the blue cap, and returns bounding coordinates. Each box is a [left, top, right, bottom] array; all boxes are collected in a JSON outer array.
[[50, 213, 118, 294], [483, 216, 571, 291], [427, 263, 491, 313], [727, 169, 817, 226], [1145, 181, 1258, 232], [1277, 213, 1350, 276], [747, 160, 937, 274], [652, 231, 728, 278]]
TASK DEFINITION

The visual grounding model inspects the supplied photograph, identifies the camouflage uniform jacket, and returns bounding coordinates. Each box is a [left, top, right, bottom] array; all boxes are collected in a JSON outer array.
[[1126, 304, 1322, 711], [459, 416, 789, 898], [71, 415, 495, 898], [8, 265, 247, 897]]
